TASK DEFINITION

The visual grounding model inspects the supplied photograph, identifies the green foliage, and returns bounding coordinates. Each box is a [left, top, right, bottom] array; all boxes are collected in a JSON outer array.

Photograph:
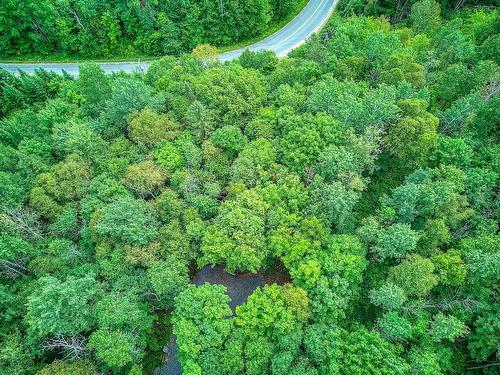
[[0, 172, 25, 208], [199, 189, 269, 273], [430, 313, 469, 342], [418, 218, 451, 255], [122, 160, 166, 198], [77, 63, 111, 118], [468, 304, 500, 362], [0, 70, 65, 117], [128, 109, 180, 148], [191, 65, 266, 127], [410, 0, 442, 34], [371, 223, 419, 260], [0, 234, 33, 279], [270, 0, 297, 21], [369, 284, 407, 311], [239, 50, 279, 74], [89, 292, 153, 370], [311, 179, 360, 232], [236, 284, 310, 337], [103, 78, 162, 137], [306, 77, 399, 132], [380, 166, 472, 229], [431, 136, 473, 168], [58, 122, 108, 165], [25, 275, 99, 340], [154, 141, 184, 172], [338, 328, 410, 374], [88, 328, 138, 368], [1, 7, 499, 374], [37, 360, 96, 375], [379, 53, 425, 88], [94, 292, 152, 333], [385, 99, 438, 169], [376, 311, 413, 342], [147, 256, 190, 308], [460, 235, 499, 282], [93, 197, 158, 245], [211, 125, 247, 156], [431, 250, 467, 286], [408, 349, 442, 375], [0, 1, 298, 58], [388, 254, 438, 297], [172, 284, 232, 371], [231, 138, 277, 186], [28, 156, 93, 221]]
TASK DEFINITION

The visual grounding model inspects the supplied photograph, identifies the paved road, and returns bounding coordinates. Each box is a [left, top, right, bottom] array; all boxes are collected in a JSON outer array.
[[219, 0, 337, 61], [0, 0, 337, 76]]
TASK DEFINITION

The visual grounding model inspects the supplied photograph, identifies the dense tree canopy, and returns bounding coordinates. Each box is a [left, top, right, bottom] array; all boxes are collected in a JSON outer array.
[[1, 1, 498, 374], [0, 0, 302, 58]]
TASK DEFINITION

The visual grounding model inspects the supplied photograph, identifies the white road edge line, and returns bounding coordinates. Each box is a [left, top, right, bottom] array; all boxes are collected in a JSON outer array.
[[219, 0, 324, 58], [278, 0, 338, 57], [265, 0, 328, 51], [0, 0, 338, 74]]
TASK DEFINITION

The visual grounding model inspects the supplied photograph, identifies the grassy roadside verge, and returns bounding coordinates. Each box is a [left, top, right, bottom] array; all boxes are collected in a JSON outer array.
[[218, 0, 309, 53], [0, 54, 158, 64], [0, 0, 308, 64]]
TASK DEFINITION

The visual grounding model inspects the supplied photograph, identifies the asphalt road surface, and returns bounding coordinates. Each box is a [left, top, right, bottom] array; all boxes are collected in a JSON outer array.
[[0, 0, 337, 76]]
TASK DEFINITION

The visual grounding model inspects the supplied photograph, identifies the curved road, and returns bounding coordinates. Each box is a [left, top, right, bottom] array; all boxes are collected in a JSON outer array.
[[0, 0, 337, 76]]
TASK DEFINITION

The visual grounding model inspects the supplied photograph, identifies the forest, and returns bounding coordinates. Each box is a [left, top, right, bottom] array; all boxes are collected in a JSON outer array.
[[0, 0, 299, 58], [0, 0, 499, 374]]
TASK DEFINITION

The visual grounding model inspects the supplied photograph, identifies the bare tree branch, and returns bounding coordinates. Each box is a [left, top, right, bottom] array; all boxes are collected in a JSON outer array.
[[0, 206, 44, 240], [467, 361, 500, 370], [41, 335, 89, 361], [454, 0, 467, 12], [70, 10, 87, 32], [0, 259, 28, 278], [217, 0, 226, 17], [482, 76, 500, 101]]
